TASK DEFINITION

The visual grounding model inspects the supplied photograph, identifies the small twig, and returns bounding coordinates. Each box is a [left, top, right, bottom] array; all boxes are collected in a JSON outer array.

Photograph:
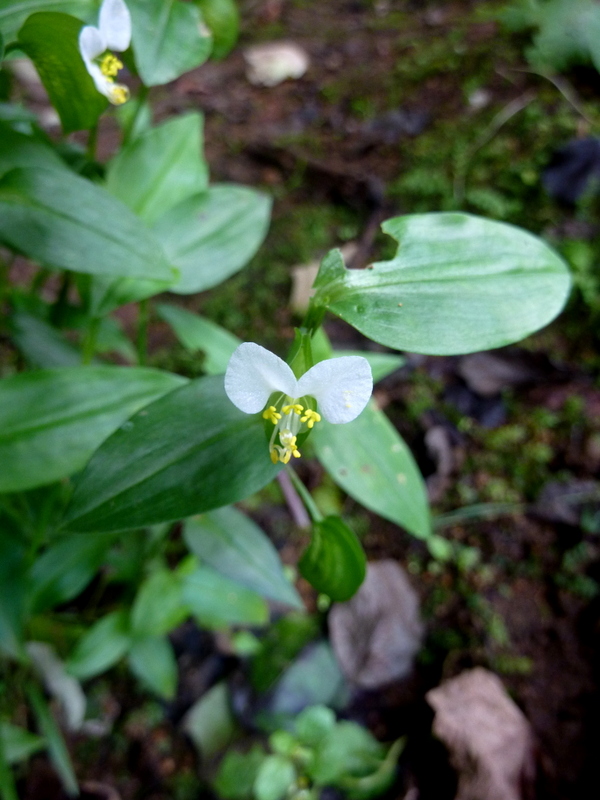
[[498, 65, 595, 126], [453, 91, 535, 205]]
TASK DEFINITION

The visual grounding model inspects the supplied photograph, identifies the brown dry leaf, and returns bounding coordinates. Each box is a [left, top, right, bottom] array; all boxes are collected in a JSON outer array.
[[329, 560, 424, 689], [426, 668, 535, 800]]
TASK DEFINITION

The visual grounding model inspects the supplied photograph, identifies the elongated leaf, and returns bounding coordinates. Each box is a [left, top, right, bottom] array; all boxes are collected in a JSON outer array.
[[67, 610, 131, 680], [0, 723, 44, 765], [27, 682, 78, 796], [153, 185, 272, 294], [183, 681, 236, 758], [10, 310, 82, 368], [157, 303, 241, 374], [184, 507, 302, 607], [0, 731, 18, 800], [313, 214, 571, 355], [0, 366, 185, 493], [182, 565, 269, 628], [311, 401, 431, 540], [63, 375, 281, 532], [130, 569, 187, 637], [127, 635, 177, 699], [18, 12, 106, 133], [0, 528, 27, 658], [29, 533, 115, 613], [128, 0, 212, 86], [0, 167, 174, 280], [0, 123, 64, 177], [298, 516, 366, 602], [88, 274, 174, 317], [0, 1, 94, 41], [333, 350, 405, 383], [106, 113, 209, 225]]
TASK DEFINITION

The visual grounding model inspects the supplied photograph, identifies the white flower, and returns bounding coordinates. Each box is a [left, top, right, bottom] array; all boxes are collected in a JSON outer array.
[[79, 0, 132, 105], [224, 342, 373, 464]]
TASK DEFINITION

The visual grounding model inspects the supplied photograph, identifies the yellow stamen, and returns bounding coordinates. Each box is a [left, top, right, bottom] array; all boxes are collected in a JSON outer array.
[[263, 405, 282, 424], [282, 403, 303, 416], [108, 84, 130, 105], [300, 409, 321, 429], [270, 448, 279, 464], [100, 53, 123, 77]]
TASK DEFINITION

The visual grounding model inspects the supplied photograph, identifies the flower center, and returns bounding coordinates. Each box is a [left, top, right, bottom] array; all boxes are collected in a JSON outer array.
[[262, 398, 322, 464], [100, 53, 123, 77], [98, 52, 130, 105]]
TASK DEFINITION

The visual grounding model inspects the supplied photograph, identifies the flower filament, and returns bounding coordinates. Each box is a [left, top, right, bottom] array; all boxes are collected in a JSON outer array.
[[263, 397, 322, 464]]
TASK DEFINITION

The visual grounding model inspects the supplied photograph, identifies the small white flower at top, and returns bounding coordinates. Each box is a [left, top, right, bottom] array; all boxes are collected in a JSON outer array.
[[224, 342, 373, 464], [79, 0, 132, 105]]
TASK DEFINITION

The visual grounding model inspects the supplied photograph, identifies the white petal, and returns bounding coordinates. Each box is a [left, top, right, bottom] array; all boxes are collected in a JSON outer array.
[[79, 25, 106, 63], [83, 59, 113, 97], [297, 356, 372, 423], [99, 0, 132, 52], [224, 342, 298, 414]]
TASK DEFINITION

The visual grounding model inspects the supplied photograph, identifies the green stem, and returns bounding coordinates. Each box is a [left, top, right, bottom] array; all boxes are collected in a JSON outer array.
[[286, 466, 323, 524], [82, 317, 100, 364], [300, 299, 326, 336], [122, 84, 149, 145], [86, 123, 99, 161], [136, 298, 149, 365]]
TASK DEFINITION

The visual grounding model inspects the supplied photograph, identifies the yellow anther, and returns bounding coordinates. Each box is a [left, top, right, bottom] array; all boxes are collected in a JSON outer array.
[[108, 84, 130, 105], [282, 403, 303, 416], [100, 53, 124, 77], [300, 409, 321, 429], [263, 405, 282, 424], [270, 448, 279, 464]]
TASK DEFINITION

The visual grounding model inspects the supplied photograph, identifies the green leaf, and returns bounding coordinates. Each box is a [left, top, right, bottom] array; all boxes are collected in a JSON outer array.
[[0, 365, 185, 493], [214, 745, 267, 800], [308, 721, 383, 787], [88, 274, 174, 317], [128, 0, 212, 86], [0, 122, 65, 177], [63, 375, 280, 533], [156, 303, 241, 374], [10, 310, 82, 368], [182, 681, 236, 758], [106, 113, 209, 225], [182, 565, 269, 628], [29, 532, 115, 613], [18, 12, 107, 133], [298, 516, 366, 602], [0, 167, 174, 280], [254, 754, 296, 800], [131, 569, 188, 637], [184, 507, 302, 608], [194, 0, 239, 59], [127, 635, 178, 699], [313, 213, 571, 355], [0, 529, 27, 658], [27, 682, 78, 796], [152, 185, 272, 294], [0, 1, 95, 42], [295, 705, 336, 747], [311, 401, 431, 540], [263, 642, 348, 727], [67, 610, 131, 680], [0, 723, 44, 765]]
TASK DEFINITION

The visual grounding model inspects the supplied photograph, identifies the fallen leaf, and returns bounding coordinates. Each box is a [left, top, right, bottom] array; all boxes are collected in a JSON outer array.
[[426, 667, 535, 800], [329, 560, 424, 689]]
